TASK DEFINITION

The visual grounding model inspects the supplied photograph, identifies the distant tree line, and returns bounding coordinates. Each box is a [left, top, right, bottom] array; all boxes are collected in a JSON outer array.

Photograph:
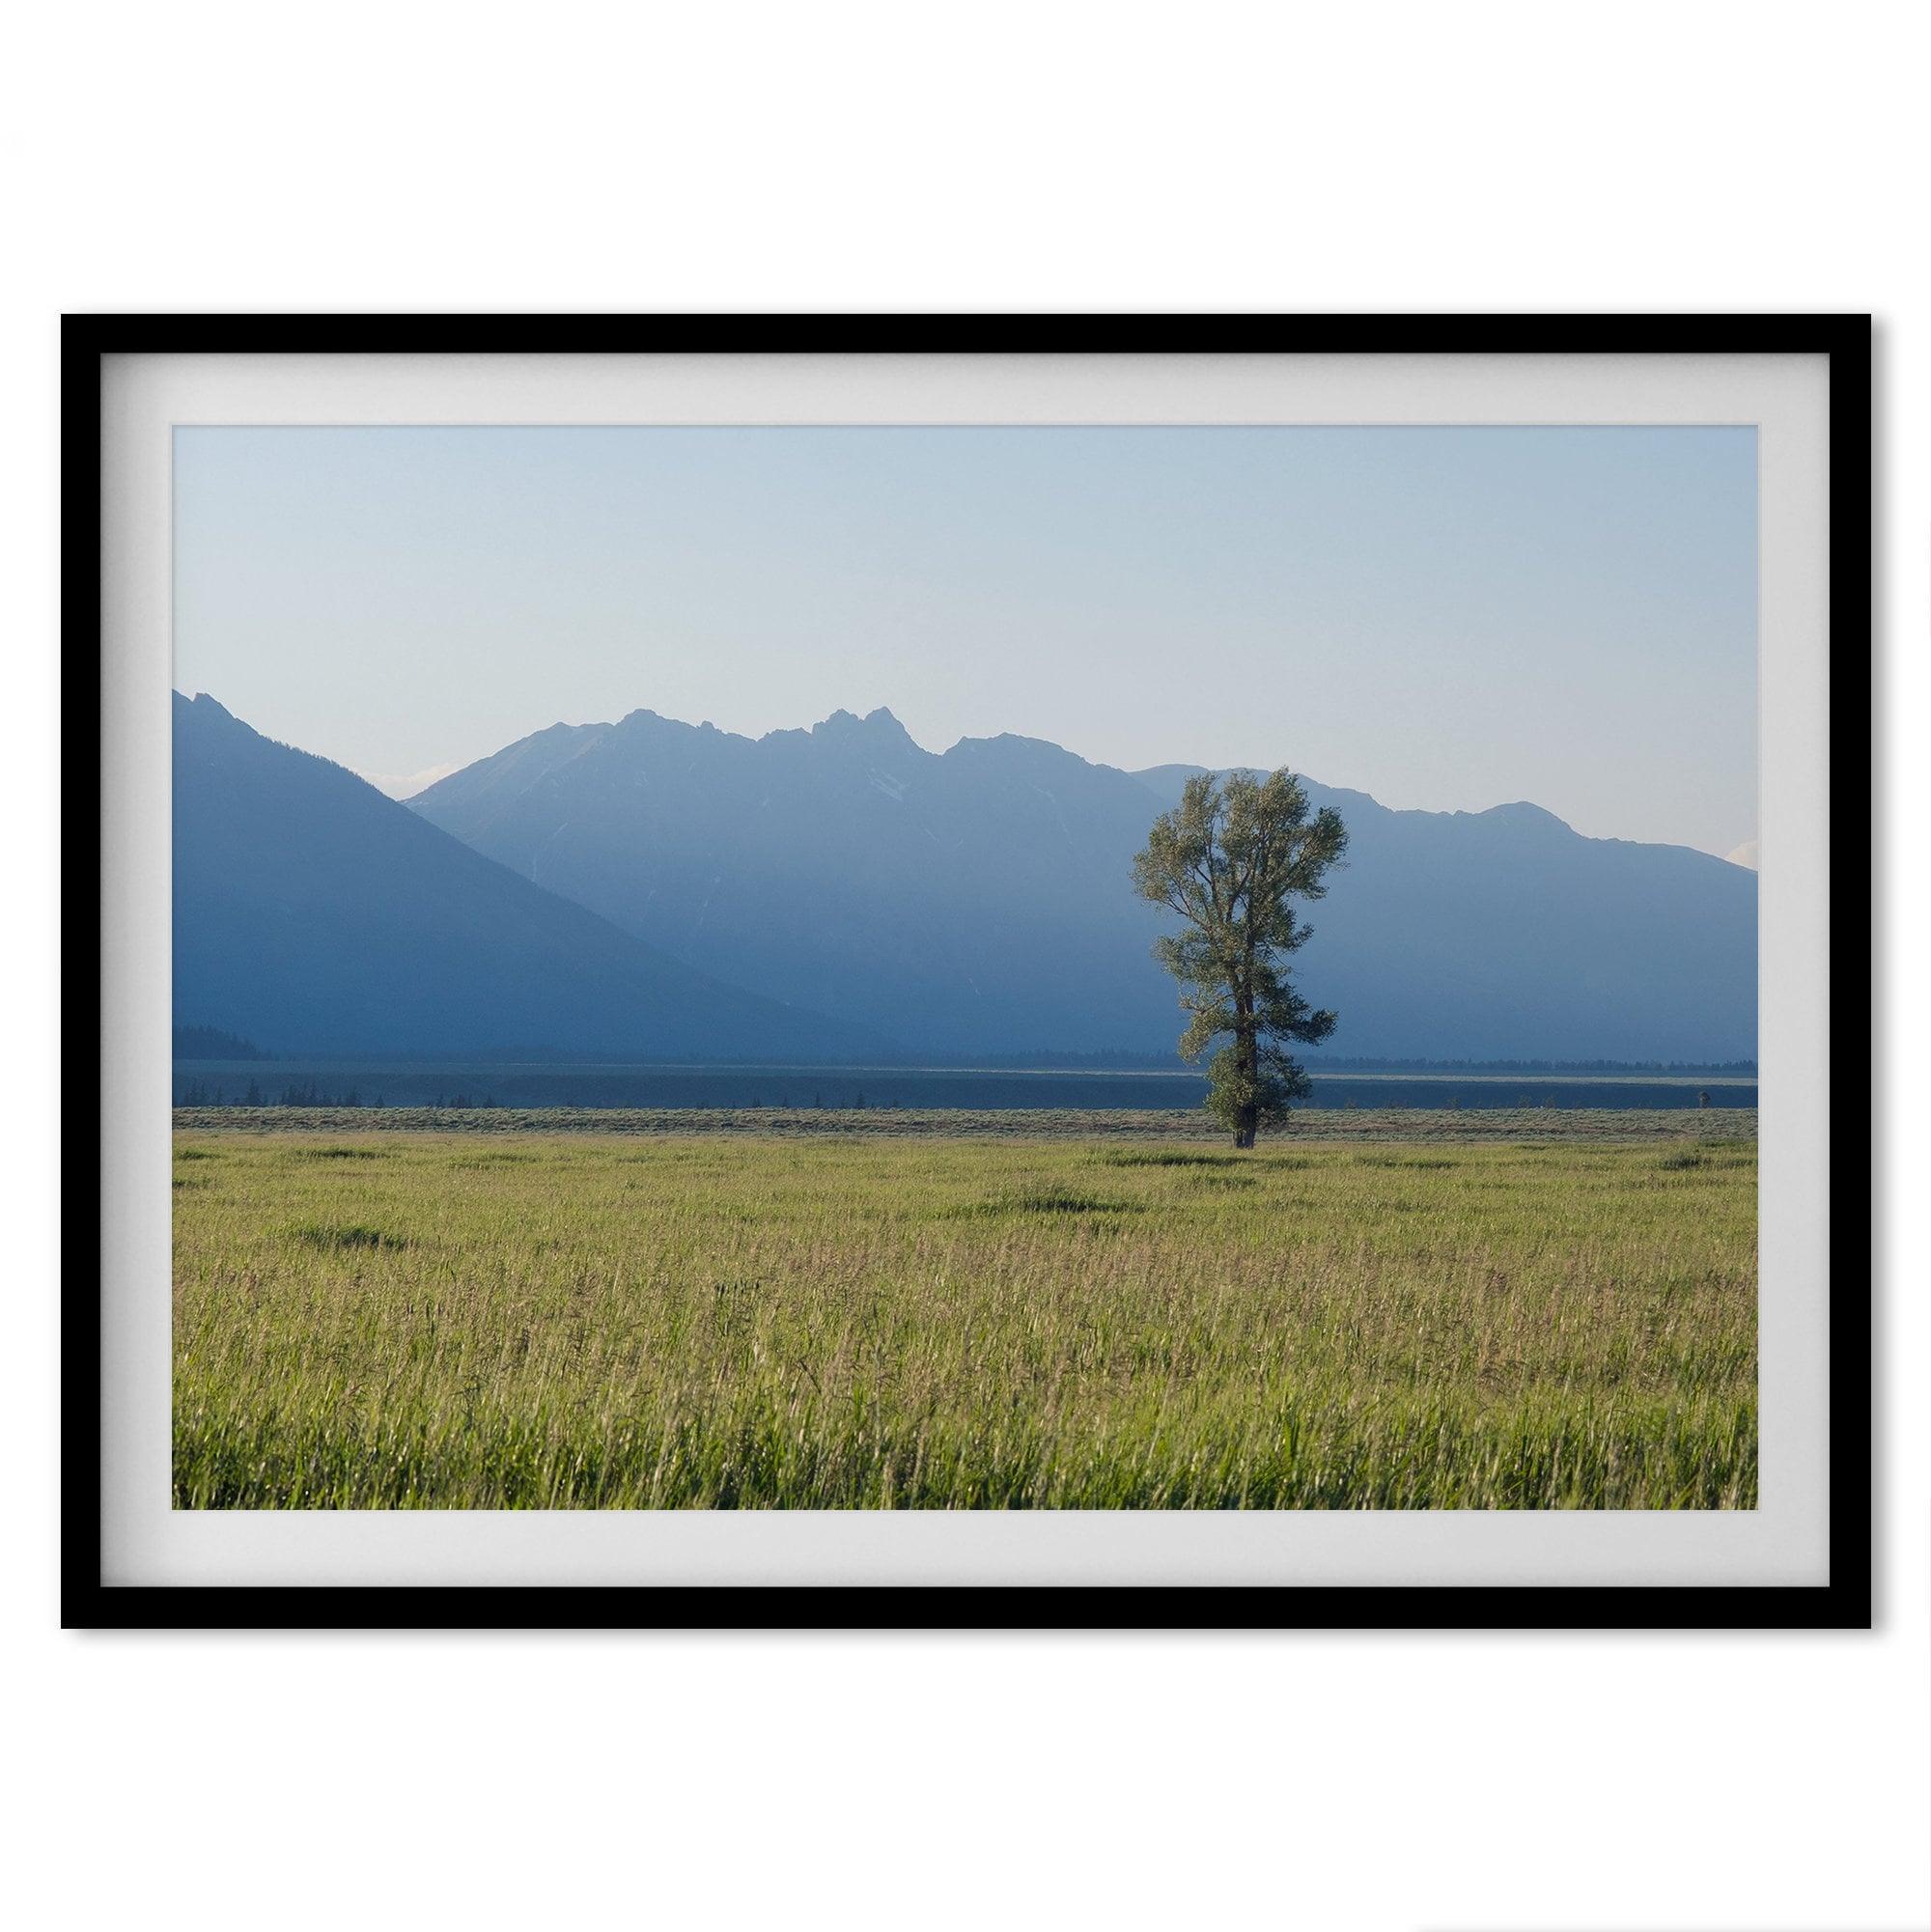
[[1298, 1055, 1758, 1076], [177, 1078, 392, 1108], [935, 1050, 1759, 1076], [173, 1082, 546, 1108]]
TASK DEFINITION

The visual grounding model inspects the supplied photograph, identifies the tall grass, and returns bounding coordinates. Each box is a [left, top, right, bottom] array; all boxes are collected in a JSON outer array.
[[172, 1129, 1757, 1509]]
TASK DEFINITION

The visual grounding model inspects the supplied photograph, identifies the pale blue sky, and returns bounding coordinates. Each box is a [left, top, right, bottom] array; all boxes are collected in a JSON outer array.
[[173, 425, 1757, 856]]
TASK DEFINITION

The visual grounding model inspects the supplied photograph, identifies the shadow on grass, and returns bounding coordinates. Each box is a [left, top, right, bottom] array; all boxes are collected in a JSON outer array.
[[289, 1222, 408, 1252]]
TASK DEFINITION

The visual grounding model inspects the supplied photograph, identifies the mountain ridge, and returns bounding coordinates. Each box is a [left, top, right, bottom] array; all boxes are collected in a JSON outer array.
[[173, 692, 890, 1061], [409, 704, 1758, 1061]]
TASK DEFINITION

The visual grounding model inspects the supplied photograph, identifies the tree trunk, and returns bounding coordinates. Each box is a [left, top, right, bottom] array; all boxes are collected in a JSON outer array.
[[1234, 1008, 1258, 1150]]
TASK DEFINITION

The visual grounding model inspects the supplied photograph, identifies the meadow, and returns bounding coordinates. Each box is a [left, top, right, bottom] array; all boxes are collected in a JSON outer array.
[[172, 1112, 1757, 1510]]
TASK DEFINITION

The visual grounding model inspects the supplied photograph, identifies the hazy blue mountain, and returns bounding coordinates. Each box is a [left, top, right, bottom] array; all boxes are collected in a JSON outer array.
[[1133, 765, 1756, 1061], [172, 1022, 268, 1061], [172, 693, 885, 1060], [411, 709, 1757, 1062], [412, 708, 1174, 1054]]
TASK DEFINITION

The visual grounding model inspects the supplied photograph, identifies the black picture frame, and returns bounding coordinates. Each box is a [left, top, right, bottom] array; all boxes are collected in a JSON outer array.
[[66, 313, 1873, 1631]]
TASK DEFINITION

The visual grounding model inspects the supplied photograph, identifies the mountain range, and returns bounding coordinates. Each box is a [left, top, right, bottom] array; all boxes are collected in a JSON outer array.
[[172, 693, 883, 1060], [174, 692, 1756, 1063], [405, 704, 1756, 1062]]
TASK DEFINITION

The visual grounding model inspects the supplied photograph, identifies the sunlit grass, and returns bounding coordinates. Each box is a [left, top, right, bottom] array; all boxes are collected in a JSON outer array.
[[172, 1124, 1757, 1510]]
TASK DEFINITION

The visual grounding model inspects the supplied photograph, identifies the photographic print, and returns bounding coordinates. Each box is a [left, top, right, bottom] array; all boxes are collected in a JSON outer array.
[[166, 415, 1763, 1515]]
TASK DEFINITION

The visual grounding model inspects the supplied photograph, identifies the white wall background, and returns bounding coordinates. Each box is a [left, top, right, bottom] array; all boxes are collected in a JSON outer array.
[[7, 4, 1923, 1926]]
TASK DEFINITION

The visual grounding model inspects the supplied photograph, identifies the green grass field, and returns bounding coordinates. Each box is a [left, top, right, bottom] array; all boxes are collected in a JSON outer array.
[[172, 1112, 1758, 1510]]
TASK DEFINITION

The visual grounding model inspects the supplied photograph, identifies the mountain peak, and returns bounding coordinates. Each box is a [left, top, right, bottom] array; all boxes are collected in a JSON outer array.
[[174, 694, 885, 1059], [1473, 799, 1574, 836], [812, 706, 914, 744], [175, 689, 236, 722]]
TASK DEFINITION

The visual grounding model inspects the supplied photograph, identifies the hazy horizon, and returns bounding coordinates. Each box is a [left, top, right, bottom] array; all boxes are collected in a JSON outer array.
[[174, 424, 1758, 859]]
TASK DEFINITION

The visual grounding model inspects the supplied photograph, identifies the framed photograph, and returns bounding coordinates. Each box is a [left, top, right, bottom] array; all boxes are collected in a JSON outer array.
[[69, 316, 1869, 1627]]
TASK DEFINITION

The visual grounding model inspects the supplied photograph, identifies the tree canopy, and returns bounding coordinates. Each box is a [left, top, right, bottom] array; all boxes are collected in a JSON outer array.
[[1133, 770, 1348, 1146]]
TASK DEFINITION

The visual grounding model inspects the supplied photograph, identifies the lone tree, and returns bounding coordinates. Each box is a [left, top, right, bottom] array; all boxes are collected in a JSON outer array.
[[1133, 770, 1348, 1148]]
